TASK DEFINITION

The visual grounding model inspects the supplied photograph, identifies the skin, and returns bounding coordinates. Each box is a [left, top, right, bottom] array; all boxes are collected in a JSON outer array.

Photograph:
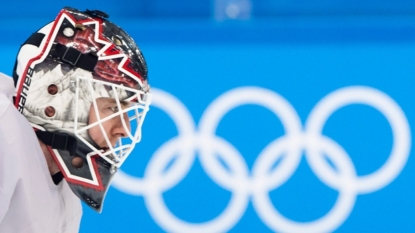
[[87, 97, 131, 149], [40, 97, 131, 175]]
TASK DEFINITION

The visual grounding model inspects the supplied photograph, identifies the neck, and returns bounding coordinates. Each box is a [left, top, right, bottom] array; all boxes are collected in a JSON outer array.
[[38, 139, 61, 176]]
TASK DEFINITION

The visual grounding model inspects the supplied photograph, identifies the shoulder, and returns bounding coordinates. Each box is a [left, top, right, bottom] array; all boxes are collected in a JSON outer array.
[[0, 97, 33, 147], [0, 73, 14, 99], [0, 72, 15, 121], [58, 180, 83, 233]]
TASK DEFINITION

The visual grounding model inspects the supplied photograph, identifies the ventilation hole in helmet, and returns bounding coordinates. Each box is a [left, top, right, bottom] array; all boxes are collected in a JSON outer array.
[[45, 106, 56, 117], [48, 84, 58, 95], [63, 27, 75, 37], [71, 157, 84, 168]]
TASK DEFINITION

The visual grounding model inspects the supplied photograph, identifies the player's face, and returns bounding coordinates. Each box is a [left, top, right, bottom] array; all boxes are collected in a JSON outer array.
[[88, 97, 131, 148]]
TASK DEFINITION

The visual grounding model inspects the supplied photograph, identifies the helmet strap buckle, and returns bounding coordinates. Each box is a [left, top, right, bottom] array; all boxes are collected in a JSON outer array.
[[62, 46, 82, 66]]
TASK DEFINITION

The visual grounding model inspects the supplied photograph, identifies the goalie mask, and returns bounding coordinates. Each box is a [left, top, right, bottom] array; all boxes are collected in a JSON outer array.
[[12, 7, 151, 212]]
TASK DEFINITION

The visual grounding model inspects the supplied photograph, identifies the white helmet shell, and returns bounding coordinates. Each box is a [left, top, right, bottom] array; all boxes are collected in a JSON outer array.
[[13, 7, 151, 212]]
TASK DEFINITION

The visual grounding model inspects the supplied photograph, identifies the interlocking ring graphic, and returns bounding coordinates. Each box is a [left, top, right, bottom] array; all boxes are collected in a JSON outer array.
[[112, 86, 411, 233]]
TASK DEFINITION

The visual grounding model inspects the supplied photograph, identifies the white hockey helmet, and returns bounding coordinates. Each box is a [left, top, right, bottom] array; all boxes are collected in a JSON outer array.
[[13, 7, 151, 212]]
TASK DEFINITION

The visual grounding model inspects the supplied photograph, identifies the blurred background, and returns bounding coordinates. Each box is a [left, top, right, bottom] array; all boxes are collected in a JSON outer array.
[[1, 0, 415, 232]]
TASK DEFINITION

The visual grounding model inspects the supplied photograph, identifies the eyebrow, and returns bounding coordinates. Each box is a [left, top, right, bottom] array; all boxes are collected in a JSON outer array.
[[107, 98, 131, 107]]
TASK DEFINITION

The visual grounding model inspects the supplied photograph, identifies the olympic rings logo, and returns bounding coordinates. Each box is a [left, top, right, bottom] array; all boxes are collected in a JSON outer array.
[[112, 86, 411, 233]]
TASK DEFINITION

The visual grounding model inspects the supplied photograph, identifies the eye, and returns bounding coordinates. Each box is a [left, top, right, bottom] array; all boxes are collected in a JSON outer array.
[[110, 106, 119, 113]]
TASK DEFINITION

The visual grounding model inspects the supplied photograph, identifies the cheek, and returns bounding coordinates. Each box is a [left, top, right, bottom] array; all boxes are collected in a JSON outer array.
[[123, 113, 131, 130], [88, 126, 101, 142], [88, 118, 114, 145], [88, 105, 96, 123], [87, 105, 100, 142]]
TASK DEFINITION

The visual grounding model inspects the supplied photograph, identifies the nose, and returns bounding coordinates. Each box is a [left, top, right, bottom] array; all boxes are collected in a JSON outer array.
[[110, 112, 131, 146]]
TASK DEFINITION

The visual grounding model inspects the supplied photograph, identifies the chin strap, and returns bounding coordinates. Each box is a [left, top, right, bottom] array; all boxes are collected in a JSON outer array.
[[51, 171, 64, 185], [35, 131, 78, 156]]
